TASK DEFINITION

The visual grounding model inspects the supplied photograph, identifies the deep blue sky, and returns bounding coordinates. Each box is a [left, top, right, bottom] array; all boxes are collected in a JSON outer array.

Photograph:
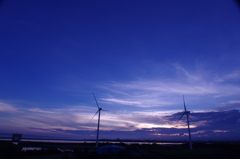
[[0, 0, 240, 141]]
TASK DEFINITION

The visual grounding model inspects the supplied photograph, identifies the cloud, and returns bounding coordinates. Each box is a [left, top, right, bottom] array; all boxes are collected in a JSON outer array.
[[218, 100, 240, 110], [27, 109, 240, 140], [1, 98, 239, 140], [215, 70, 240, 82], [0, 101, 17, 112], [101, 80, 239, 109], [18, 105, 240, 131], [28, 108, 57, 114], [1, 61, 240, 141], [0, 105, 100, 132], [169, 110, 240, 131], [101, 97, 172, 108], [96, 64, 240, 110], [174, 63, 200, 81], [229, 101, 240, 104], [101, 98, 141, 106]]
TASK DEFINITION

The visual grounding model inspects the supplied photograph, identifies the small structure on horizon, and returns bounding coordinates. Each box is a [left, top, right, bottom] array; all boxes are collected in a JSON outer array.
[[12, 133, 22, 142]]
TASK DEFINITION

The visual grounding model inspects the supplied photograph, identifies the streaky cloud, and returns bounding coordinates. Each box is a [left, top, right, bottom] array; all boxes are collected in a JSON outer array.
[[27, 109, 240, 141], [174, 63, 200, 81], [0, 101, 18, 112], [215, 70, 240, 82], [99, 64, 240, 110], [101, 98, 141, 105]]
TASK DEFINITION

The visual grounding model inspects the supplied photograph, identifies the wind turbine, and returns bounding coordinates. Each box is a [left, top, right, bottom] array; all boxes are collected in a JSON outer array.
[[178, 95, 193, 150], [90, 92, 105, 148]]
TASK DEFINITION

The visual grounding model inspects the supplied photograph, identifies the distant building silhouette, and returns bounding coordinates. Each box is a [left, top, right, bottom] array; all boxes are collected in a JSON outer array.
[[12, 134, 22, 142]]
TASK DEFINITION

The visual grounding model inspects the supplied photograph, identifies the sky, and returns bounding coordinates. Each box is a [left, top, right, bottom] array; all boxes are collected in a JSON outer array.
[[0, 0, 240, 141]]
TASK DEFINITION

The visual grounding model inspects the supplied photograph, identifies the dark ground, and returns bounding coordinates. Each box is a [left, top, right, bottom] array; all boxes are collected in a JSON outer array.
[[0, 140, 240, 159]]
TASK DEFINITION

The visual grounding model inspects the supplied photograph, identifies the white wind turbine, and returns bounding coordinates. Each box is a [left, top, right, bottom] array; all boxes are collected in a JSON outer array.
[[89, 92, 106, 148], [177, 95, 193, 150]]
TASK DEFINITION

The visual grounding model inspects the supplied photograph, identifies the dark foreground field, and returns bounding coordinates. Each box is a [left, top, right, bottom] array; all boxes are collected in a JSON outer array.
[[0, 141, 240, 159]]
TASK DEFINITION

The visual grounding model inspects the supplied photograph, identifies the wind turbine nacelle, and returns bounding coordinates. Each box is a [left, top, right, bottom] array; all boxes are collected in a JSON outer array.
[[185, 111, 190, 114]]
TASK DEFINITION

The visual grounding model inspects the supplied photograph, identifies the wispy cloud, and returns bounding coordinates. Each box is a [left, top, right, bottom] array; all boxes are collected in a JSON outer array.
[[218, 100, 240, 110], [25, 109, 240, 140], [28, 108, 57, 114], [215, 70, 240, 82], [98, 64, 240, 109], [101, 98, 141, 106], [1, 64, 240, 140], [1, 98, 239, 140], [174, 63, 200, 81], [100, 80, 239, 109], [0, 101, 17, 112]]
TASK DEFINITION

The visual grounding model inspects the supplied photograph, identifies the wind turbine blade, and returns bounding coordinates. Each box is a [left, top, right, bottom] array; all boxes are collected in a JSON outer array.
[[101, 109, 108, 111], [188, 115, 193, 121], [183, 95, 187, 112], [177, 112, 186, 122], [88, 110, 99, 124], [92, 92, 100, 109]]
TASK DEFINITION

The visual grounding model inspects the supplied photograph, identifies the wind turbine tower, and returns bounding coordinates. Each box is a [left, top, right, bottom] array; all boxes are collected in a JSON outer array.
[[91, 92, 104, 148], [178, 95, 193, 150]]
